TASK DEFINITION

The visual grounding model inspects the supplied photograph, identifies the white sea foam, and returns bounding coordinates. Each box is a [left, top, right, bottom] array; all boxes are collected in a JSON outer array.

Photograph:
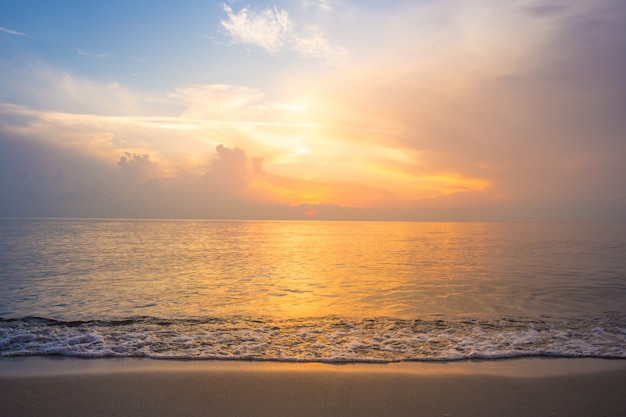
[[1, 315, 624, 362]]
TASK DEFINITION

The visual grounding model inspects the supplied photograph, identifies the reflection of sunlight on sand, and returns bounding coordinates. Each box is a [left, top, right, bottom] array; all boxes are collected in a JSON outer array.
[[3, 357, 624, 377]]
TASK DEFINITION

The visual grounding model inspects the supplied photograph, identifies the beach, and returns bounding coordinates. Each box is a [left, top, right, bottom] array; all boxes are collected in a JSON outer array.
[[2, 221, 625, 416], [2, 358, 625, 417]]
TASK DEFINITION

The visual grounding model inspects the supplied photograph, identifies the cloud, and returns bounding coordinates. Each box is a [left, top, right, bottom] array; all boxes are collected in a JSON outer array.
[[2, 0, 625, 221], [301, 0, 333, 11], [248, 155, 402, 208], [170, 84, 266, 119], [220, 4, 345, 62], [521, 2, 571, 18], [0, 126, 116, 217], [0, 128, 340, 220], [271, 0, 626, 220], [0, 26, 25, 36], [0, 64, 173, 116], [117, 152, 160, 181], [290, 25, 344, 60], [0, 71, 318, 177], [220, 5, 293, 53], [77, 49, 109, 59], [203, 144, 249, 195]]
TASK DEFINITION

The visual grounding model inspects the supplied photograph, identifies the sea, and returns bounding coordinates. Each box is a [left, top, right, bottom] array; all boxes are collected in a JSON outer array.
[[1, 218, 625, 363]]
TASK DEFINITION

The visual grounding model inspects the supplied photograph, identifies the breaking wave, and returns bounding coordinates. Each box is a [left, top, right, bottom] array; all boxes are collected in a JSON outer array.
[[1, 313, 625, 362]]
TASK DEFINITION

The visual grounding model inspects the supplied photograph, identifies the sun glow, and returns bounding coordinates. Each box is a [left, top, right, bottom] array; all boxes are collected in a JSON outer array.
[[2, 0, 620, 221], [249, 162, 490, 208]]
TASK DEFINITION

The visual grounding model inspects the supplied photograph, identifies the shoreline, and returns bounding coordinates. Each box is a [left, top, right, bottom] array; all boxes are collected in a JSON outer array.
[[2, 356, 626, 376], [2, 358, 626, 417]]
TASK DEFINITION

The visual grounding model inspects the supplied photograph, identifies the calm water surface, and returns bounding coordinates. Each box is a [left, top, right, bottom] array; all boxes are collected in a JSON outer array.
[[1, 219, 625, 361]]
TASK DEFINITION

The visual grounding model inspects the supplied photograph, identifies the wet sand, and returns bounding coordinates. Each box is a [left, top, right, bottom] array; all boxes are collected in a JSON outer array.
[[1, 358, 625, 417]]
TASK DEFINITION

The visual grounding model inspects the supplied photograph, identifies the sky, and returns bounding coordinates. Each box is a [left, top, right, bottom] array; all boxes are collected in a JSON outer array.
[[1, 0, 625, 221]]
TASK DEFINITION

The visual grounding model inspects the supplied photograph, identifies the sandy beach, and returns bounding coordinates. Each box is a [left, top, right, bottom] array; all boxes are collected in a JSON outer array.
[[1, 358, 625, 417]]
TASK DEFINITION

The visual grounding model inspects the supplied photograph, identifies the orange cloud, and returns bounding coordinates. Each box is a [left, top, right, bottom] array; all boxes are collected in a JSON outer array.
[[247, 165, 398, 207]]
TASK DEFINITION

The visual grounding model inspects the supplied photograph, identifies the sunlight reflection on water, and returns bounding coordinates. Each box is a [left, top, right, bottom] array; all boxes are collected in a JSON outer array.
[[1, 219, 625, 320]]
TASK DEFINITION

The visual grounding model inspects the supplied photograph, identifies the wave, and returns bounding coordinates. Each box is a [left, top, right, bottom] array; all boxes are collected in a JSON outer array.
[[1, 314, 625, 362]]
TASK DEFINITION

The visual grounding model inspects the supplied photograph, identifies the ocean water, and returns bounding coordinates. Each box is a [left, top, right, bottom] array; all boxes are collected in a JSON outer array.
[[0, 218, 625, 362]]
